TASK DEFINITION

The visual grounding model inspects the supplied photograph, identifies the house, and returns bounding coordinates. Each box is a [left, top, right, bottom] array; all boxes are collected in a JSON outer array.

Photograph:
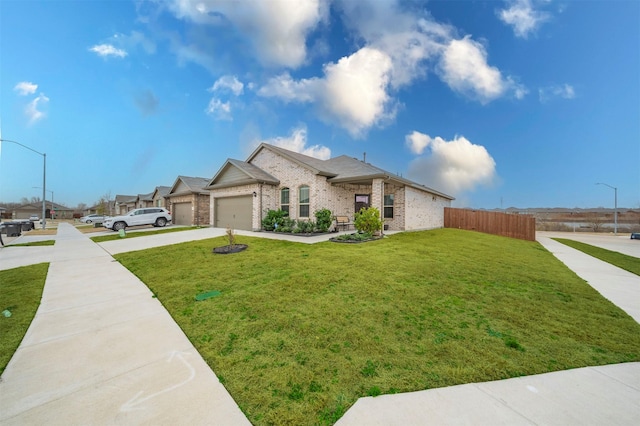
[[151, 186, 171, 209], [136, 192, 154, 209], [167, 176, 211, 226], [206, 143, 454, 231], [114, 195, 137, 215], [12, 201, 74, 219]]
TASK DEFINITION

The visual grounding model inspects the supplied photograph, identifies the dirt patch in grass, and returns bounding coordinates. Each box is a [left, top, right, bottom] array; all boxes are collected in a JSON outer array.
[[115, 229, 640, 425]]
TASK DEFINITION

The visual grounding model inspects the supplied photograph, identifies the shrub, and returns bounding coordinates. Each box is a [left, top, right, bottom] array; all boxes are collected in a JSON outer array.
[[262, 209, 288, 231], [294, 220, 315, 234], [275, 217, 295, 233], [354, 207, 383, 234], [314, 208, 332, 232]]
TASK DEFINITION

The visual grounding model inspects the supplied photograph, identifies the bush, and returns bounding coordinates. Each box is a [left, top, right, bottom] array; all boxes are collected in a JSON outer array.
[[354, 207, 383, 234], [275, 217, 295, 233], [262, 209, 288, 231], [294, 220, 315, 234], [314, 208, 332, 232]]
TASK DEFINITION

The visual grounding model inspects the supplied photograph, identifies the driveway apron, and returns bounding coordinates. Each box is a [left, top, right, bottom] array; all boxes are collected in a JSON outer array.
[[0, 223, 250, 425]]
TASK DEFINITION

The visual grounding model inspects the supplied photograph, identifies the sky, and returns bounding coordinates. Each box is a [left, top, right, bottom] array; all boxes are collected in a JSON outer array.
[[1, 0, 638, 210]]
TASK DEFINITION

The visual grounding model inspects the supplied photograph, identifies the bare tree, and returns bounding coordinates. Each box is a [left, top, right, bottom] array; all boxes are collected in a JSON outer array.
[[77, 203, 87, 213], [587, 212, 604, 232], [95, 191, 112, 215]]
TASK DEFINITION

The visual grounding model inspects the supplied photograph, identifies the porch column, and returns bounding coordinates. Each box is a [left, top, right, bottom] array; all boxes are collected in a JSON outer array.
[[371, 178, 384, 218]]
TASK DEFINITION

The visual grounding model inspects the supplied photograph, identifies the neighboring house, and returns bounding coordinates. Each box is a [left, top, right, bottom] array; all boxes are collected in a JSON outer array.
[[167, 176, 211, 226], [114, 195, 137, 215], [151, 186, 171, 209], [206, 143, 454, 231], [85, 201, 116, 216], [137, 192, 154, 209], [12, 201, 74, 219]]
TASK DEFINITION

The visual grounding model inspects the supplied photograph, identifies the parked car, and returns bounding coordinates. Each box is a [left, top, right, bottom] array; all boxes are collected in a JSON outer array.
[[29, 214, 39, 221], [103, 208, 171, 231], [631, 233, 640, 240], [80, 214, 108, 224]]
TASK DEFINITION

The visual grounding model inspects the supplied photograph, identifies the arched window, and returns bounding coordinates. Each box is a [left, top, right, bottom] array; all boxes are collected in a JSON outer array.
[[280, 187, 290, 216], [299, 185, 310, 217]]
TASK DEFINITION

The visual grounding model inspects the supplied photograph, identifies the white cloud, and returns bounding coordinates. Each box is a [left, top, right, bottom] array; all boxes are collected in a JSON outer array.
[[210, 75, 244, 96], [14, 81, 38, 96], [166, 0, 327, 68], [539, 83, 575, 103], [259, 47, 395, 138], [260, 126, 331, 160], [89, 44, 128, 58], [406, 132, 497, 195], [205, 98, 232, 120], [318, 47, 394, 137], [437, 36, 526, 103], [258, 73, 318, 103], [25, 93, 50, 124], [497, 0, 551, 39]]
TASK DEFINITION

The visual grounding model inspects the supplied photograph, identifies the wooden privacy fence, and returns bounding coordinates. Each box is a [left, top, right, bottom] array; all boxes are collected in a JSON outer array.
[[444, 208, 536, 241]]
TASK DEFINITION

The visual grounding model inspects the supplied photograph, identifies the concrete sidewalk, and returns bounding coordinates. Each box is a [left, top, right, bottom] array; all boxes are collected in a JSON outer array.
[[0, 223, 250, 425]]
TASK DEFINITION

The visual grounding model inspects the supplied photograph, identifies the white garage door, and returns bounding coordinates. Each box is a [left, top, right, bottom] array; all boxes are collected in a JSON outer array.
[[215, 196, 252, 231], [173, 203, 192, 226]]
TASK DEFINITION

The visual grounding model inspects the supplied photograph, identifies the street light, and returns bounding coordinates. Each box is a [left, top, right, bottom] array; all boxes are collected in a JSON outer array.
[[33, 187, 53, 218], [596, 182, 617, 235], [0, 139, 47, 229]]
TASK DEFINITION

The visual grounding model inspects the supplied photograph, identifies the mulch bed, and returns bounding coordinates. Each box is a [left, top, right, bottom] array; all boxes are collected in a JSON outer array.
[[212, 244, 248, 254]]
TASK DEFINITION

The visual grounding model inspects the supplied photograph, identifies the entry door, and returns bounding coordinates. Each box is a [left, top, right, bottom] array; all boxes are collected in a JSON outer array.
[[355, 194, 370, 214]]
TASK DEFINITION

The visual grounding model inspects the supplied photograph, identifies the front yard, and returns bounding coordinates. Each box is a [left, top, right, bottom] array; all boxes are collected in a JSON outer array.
[[115, 228, 640, 425]]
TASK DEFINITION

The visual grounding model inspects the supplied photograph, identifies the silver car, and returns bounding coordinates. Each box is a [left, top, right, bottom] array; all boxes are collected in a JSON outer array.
[[80, 214, 108, 223], [103, 208, 172, 231]]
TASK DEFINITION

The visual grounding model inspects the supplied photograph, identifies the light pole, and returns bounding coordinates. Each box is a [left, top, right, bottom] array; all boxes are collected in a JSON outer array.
[[0, 139, 47, 229], [33, 187, 53, 218], [596, 182, 617, 235]]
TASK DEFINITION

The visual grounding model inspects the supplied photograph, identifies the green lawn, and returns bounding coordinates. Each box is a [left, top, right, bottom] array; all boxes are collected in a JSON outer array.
[[115, 229, 640, 425], [553, 238, 640, 276], [90, 226, 202, 243], [5, 240, 55, 247], [0, 263, 49, 375]]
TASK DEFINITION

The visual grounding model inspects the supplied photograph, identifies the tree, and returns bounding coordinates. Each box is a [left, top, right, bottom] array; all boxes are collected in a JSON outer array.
[[587, 212, 604, 232], [95, 191, 112, 215], [77, 203, 87, 213]]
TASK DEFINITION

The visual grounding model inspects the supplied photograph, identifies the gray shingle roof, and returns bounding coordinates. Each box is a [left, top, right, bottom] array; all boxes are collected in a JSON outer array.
[[170, 176, 210, 195]]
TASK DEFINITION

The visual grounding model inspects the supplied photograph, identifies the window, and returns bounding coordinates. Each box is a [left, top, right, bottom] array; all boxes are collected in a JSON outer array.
[[280, 188, 290, 215], [384, 194, 394, 218], [355, 194, 370, 213], [299, 185, 310, 217]]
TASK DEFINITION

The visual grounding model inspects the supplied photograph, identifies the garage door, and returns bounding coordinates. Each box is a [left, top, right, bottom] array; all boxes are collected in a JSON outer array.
[[215, 196, 252, 231], [173, 203, 192, 226]]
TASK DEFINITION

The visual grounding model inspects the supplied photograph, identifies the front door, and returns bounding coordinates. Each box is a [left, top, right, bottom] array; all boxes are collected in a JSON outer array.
[[355, 194, 370, 214]]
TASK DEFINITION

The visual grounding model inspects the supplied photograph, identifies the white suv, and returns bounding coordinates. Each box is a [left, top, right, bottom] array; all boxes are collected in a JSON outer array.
[[103, 208, 172, 231]]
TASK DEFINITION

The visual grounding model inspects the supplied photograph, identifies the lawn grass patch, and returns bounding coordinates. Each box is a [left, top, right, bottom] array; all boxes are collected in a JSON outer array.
[[90, 226, 202, 243], [6, 240, 55, 247], [0, 263, 49, 375], [115, 229, 640, 425], [553, 238, 640, 276]]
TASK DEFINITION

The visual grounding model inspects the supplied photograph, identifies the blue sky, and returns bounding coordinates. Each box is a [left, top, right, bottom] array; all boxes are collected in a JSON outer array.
[[1, 0, 638, 209]]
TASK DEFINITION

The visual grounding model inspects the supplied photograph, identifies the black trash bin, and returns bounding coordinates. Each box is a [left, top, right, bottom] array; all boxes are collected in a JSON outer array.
[[6, 223, 22, 237], [21, 221, 35, 231]]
